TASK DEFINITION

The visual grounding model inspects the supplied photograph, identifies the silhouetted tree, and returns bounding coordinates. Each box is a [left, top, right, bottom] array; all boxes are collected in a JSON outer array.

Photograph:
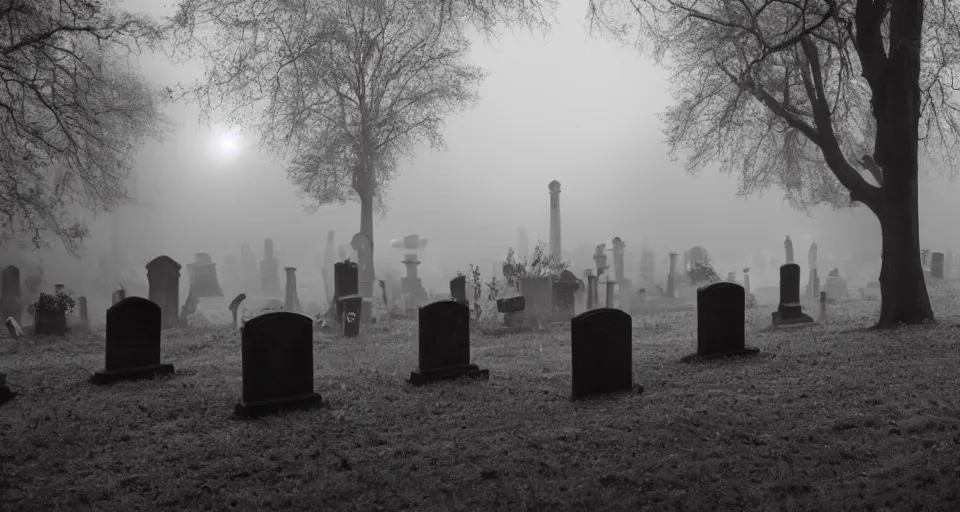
[[589, 0, 960, 327], [167, 0, 546, 302], [0, 1, 168, 254]]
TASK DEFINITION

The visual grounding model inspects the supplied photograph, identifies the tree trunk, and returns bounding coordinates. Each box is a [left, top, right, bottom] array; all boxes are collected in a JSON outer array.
[[358, 188, 375, 302], [870, 0, 932, 328], [876, 201, 933, 328]]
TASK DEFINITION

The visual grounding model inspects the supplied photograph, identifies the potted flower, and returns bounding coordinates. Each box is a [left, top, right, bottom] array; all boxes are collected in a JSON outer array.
[[28, 291, 75, 336]]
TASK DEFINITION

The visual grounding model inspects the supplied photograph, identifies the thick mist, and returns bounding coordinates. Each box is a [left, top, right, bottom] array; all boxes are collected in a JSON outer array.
[[3, 0, 958, 302]]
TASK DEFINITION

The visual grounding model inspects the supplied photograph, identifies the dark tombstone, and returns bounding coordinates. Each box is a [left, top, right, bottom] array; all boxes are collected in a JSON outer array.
[[340, 294, 362, 337], [91, 297, 175, 384], [0, 372, 15, 406], [146, 255, 182, 330], [0, 265, 22, 324], [78, 296, 88, 322], [379, 279, 388, 307], [333, 261, 359, 320], [772, 263, 814, 326], [819, 291, 827, 320], [409, 301, 488, 386], [931, 252, 945, 279], [234, 311, 322, 417], [450, 275, 468, 305], [570, 308, 633, 399], [685, 282, 759, 361]]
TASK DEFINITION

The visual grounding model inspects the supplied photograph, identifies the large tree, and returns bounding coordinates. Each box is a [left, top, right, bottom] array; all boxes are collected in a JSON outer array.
[[588, 0, 960, 327], [167, 0, 521, 303], [0, 0, 169, 254]]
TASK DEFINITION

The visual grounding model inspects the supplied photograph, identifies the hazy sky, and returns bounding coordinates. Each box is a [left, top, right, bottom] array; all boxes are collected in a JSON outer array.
[[14, 0, 960, 288]]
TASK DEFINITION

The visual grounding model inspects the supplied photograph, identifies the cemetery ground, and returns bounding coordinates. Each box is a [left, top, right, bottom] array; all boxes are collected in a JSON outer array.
[[2, 285, 960, 511]]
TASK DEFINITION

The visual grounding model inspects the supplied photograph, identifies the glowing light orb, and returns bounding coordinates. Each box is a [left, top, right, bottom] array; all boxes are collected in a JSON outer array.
[[218, 132, 239, 156]]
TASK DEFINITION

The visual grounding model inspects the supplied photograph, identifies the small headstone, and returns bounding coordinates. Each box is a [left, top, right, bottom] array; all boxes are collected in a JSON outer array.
[[334, 261, 359, 319], [234, 311, 321, 417], [91, 297, 175, 384], [684, 282, 759, 360], [146, 255, 182, 330], [570, 308, 633, 399], [408, 301, 488, 386], [78, 296, 88, 322], [819, 291, 827, 320], [5, 317, 25, 338], [339, 294, 362, 337], [521, 276, 553, 321], [449, 275, 467, 305], [931, 252, 945, 279]]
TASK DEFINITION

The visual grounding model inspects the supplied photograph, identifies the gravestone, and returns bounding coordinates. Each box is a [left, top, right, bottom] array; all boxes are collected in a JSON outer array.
[[334, 261, 359, 320], [521, 276, 553, 320], [187, 253, 223, 298], [235, 311, 322, 417], [146, 255, 182, 330], [685, 282, 759, 360], [260, 238, 282, 297], [5, 316, 25, 338], [77, 296, 88, 323], [553, 270, 579, 318], [0, 372, 15, 406], [409, 301, 488, 386], [0, 265, 22, 325], [784, 235, 794, 264], [931, 252, 945, 279], [283, 267, 301, 312], [773, 263, 814, 326], [340, 294, 362, 337], [667, 252, 678, 297], [570, 308, 633, 399], [819, 291, 827, 320], [825, 268, 849, 301], [91, 297, 175, 384], [450, 275, 468, 305]]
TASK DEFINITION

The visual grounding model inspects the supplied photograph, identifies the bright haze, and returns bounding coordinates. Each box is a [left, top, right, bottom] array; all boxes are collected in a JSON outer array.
[[7, 0, 959, 294]]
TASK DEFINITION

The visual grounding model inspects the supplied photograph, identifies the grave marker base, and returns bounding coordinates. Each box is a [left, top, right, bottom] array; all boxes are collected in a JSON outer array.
[[408, 364, 489, 386], [771, 309, 815, 326], [680, 346, 760, 363], [90, 363, 175, 385], [233, 392, 323, 418]]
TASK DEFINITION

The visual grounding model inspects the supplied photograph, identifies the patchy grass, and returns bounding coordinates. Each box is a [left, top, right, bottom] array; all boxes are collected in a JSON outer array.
[[2, 287, 960, 511]]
